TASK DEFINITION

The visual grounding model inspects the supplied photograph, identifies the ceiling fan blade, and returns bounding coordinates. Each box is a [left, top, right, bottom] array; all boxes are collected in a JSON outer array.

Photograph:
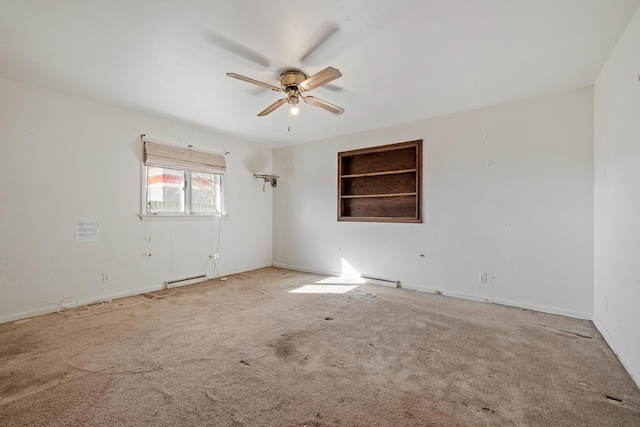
[[258, 98, 287, 116], [206, 32, 271, 68], [320, 83, 343, 92], [299, 66, 342, 91], [298, 22, 340, 63], [227, 73, 282, 92], [303, 96, 344, 116]]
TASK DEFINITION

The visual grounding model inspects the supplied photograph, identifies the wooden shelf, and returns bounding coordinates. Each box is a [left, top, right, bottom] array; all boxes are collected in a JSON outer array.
[[340, 168, 417, 179], [341, 192, 417, 199], [338, 140, 422, 223]]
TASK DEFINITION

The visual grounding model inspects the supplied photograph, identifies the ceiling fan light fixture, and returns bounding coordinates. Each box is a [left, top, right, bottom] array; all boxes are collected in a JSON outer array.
[[288, 95, 300, 115]]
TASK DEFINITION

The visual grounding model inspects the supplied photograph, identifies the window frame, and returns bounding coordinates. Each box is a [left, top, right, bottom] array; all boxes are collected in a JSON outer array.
[[189, 170, 225, 216], [142, 166, 225, 218]]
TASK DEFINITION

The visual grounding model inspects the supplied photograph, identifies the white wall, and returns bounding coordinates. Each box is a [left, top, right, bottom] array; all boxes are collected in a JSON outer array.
[[594, 6, 640, 387], [273, 87, 594, 319], [0, 78, 273, 323]]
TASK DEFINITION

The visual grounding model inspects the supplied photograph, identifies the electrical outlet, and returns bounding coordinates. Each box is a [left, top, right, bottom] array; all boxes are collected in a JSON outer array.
[[102, 272, 111, 283], [479, 272, 487, 283]]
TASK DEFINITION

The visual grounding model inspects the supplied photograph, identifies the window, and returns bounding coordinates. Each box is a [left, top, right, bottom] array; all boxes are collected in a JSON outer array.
[[143, 141, 225, 217], [145, 166, 224, 215], [338, 140, 422, 223]]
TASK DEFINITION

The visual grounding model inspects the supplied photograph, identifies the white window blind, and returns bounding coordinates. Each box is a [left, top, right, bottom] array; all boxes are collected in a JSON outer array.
[[144, 141, 226, 174]]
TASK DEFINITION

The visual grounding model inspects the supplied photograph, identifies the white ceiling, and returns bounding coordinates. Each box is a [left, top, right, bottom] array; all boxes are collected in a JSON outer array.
[[1, 0, 638, 148]]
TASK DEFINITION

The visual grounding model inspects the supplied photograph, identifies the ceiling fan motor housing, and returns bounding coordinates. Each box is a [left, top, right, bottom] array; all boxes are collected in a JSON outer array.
[[280, 70, 307, 90]]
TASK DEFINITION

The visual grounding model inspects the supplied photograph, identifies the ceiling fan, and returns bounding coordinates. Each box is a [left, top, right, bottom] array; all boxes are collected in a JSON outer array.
[[226, 67, 344, 117]]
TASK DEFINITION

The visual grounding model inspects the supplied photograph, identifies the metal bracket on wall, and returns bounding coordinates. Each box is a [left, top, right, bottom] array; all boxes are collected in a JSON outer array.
[[254, 174, 279, 191]]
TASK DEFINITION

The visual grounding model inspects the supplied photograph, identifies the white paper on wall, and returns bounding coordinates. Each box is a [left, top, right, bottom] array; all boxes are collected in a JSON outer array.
[[74, 218, 100, 242]]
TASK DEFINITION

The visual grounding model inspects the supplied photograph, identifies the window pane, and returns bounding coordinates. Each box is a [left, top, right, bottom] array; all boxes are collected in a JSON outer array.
[[191, 172, 220, 213], [146, 166, 185, 213]]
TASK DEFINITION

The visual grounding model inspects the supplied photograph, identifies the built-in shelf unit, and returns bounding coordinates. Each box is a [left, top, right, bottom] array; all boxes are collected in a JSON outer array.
[[338, 140, 422, 223]]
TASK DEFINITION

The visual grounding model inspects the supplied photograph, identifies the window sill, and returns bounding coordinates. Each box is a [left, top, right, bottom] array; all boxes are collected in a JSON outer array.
[[138, 214, 227, 221]]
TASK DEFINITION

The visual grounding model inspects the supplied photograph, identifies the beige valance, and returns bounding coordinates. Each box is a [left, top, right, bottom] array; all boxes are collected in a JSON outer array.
[[144, 141, 225, 174]]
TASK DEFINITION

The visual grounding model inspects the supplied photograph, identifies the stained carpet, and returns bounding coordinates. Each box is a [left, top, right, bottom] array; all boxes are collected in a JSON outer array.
[[1, 267, 639, 426]]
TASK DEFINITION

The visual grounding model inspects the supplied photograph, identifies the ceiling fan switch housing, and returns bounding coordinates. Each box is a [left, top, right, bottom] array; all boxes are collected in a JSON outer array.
[[288, 95, 300, 105]]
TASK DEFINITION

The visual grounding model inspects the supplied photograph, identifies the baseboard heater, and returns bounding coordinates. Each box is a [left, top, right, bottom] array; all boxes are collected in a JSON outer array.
[[361, 275, 400, 288], [165, 274, 207, 289]]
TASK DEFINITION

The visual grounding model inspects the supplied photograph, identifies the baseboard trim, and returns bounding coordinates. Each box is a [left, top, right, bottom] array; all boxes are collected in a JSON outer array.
[[0, 263, 273, 325], [593, 314, 640, 389], [4, 262, 593, 326], [271, 263, 592, 320], [405, 284, 592, 320], [224, 263, 273, 276], [0, 284, 162, 325], [272, 262, 340, 277]]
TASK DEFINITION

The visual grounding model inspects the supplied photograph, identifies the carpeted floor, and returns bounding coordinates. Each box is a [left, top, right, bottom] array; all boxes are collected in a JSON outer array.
[[1, 267, 639, 426]]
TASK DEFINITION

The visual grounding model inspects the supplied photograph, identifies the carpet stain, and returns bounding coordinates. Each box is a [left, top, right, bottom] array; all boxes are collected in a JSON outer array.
[[273, 333, 298, 361]]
